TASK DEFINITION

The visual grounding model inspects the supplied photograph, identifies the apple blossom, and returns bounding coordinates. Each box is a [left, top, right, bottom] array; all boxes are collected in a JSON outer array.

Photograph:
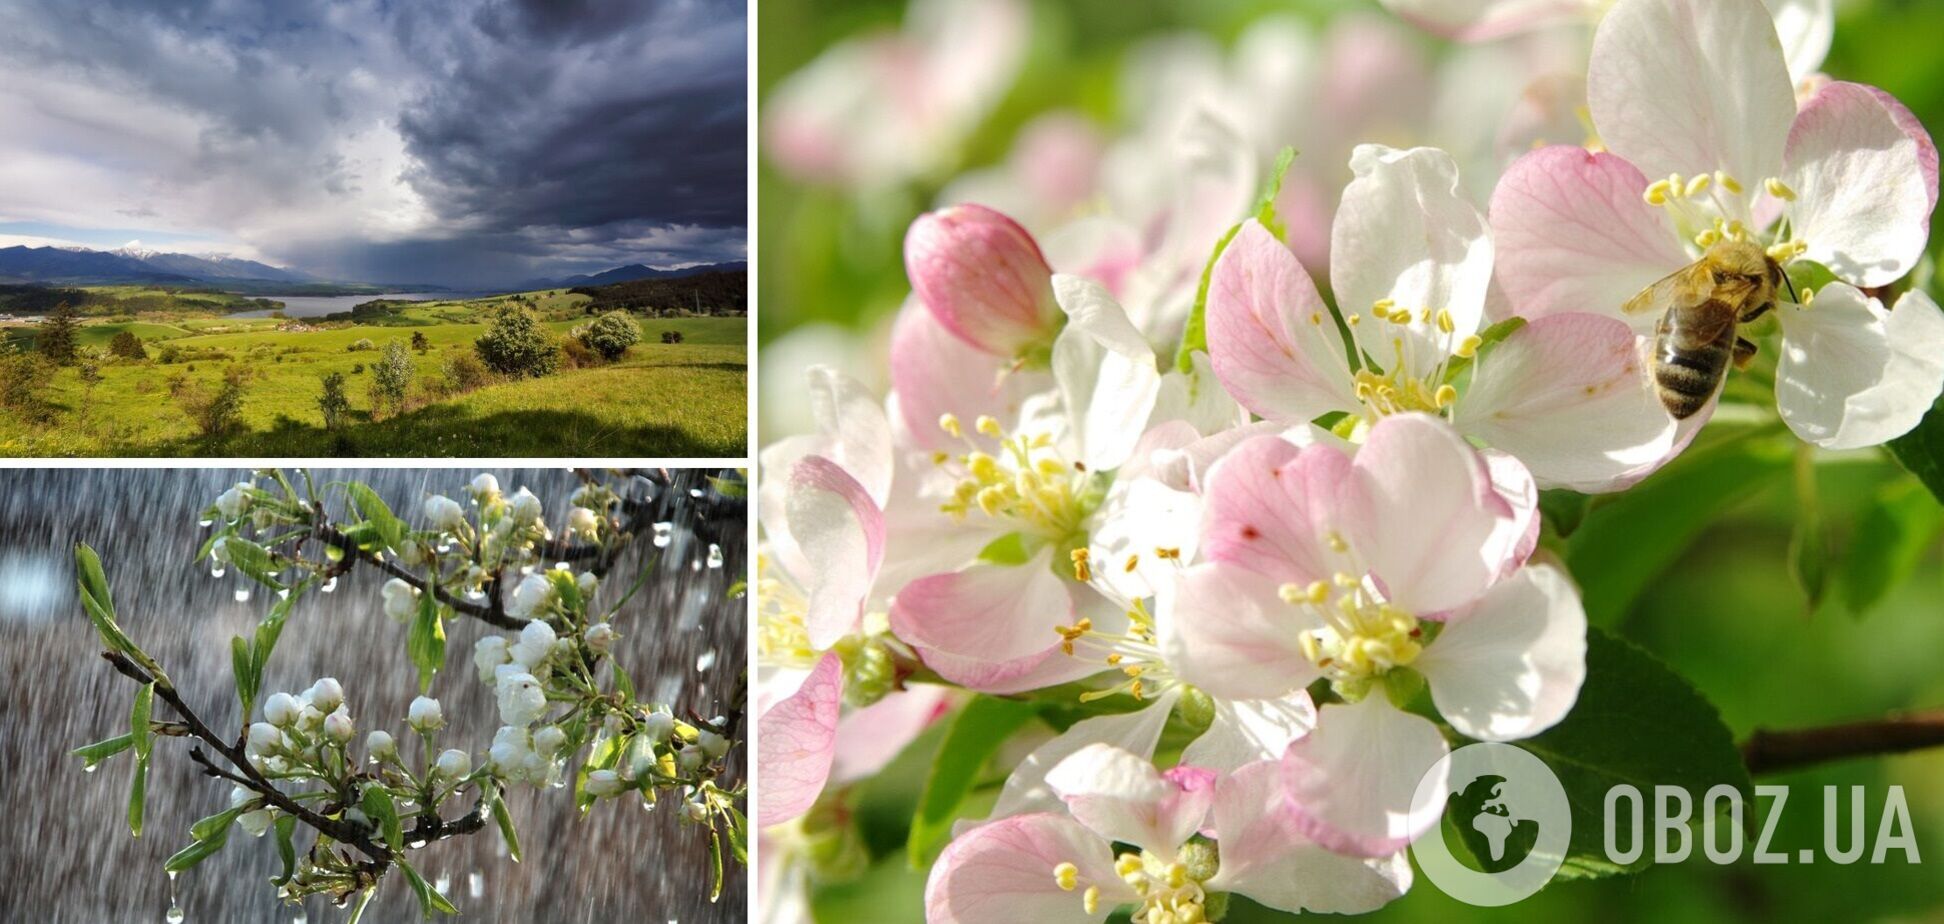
[[698, 731, 729, 760], [508, 573, 556, 622], [1204, 145, 1677, 492], [381, 578, 419, 621], [584, 621, 618, 654], [1160, 415, 1585, 856], [567, 506, 599, 538], [435, 748, 471, 778], [495, 667, 547, 727], [927, 746, 1409, 923], [246, 722, 281, 756], [366, 730, 396, 760], [407, 695, 444, 732], [510, 616, 557, 666], [470, 472, 501, 499], [264, 691, 301, 727], [585, 769, 625, 797], [306, 678, 343, 714], [642, 710, 677, 745], [474, 635, 511, 683], [507, 487, 543, 525], [323, 708, 354, 744], [532, 724, 567, 756], [214, 481, 253, 520], [1490, 0, 1943, 450], [423, 494, 465, 531], [905, 204, 1064, 360]]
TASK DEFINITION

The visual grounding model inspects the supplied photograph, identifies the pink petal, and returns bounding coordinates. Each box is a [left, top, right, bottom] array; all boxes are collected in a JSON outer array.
[[1210, 761, 1412, 914], [831, 685, 953, 784], [1587, 0, 1796, 193], [1159, 563, 1322, 703], [1279, 696, 1451, 857], [887, 297, 1045, 453], [1344, 414, 1512, 615], [890, 556, 1095, 694], [906, 204, 1063, 357], [786, 456, 886, 648], [1459, 313, 1677, 492], [1479, 449, 1541, 585], [982, 694, 1180, 824], [1381, 0, 1599, 42], [1180, 692, 1319, 773], [1783, 81, 1940, 288], [1204, 220, 1355, 421], [1489, 145, 1687, 325], [1198, 435, 1348, 584], [756, 653, 843, 828], [926, 813, 1128, 924], [1418, 563, 1588, 741]]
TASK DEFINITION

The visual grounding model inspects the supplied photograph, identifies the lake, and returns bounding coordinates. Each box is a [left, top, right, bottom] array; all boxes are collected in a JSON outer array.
[[231, 291, 445, 318]]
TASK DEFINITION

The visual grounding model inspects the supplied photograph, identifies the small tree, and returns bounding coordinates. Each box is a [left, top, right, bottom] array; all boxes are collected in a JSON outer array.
[[108, 331, 148, 360], [369, 341, 414, 418], [443, 352, 492, 393], [577, 311, 641, 361], [662, 330, 685, 344], [411, 330, 431, 353], [0, 343, 55, 422], [38, 304, 80, 365], [178, 372, 245, 439], [318, 371, 351, 430], [474, 305, 559, 378]]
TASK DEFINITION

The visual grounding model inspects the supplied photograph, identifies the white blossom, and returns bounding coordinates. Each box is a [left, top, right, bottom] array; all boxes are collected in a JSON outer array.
[[508, 573, 556, 622], [408, 696, 444, 732], [214, 481, 252, 519], [495, 666, 547, 727], [584, 769, 625, 797], [436, 748, 472, 778], [323, 708, 354, 743], [509, 615, 557, 666], [366, 730, 397, 760], [474, 635, 512, 683], [641, 711, 676, 744], [305, 678, 344, 714], [583, 622, 618, 655], [264, 692, 301, 727], [423, 494, 466, 531]]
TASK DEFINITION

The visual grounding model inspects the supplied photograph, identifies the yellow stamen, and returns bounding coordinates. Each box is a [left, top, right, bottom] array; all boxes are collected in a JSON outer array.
[[938, 414, 962, 438], [1434, 383, 1458, 408], [1070, 548, 1092, 582], [1455, 335, 1483, 359], [1764, 177, 1797, 201], [1055, 862, 1079, 891], [1716, 171, 1744, 195], [1683, 173, 1712, 198], [975, 415, 1003, 437]]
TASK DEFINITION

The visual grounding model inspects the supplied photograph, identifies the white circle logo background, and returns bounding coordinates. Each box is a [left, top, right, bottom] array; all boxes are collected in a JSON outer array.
[[1410, 742, 1572, 906]]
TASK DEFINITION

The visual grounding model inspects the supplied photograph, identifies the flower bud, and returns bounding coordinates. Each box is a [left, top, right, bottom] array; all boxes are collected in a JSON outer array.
[[306, 678, 344, 714], [408, 696, 444, 731], [474, 635, 511, 683], [677, 746, 703, 773], [584, 769, 624, 797], [641, 711, 676, 744], [508, 574, 556, 622], [532, 725, 567, 756], [264, 692, 301, 727], [495, 669, 546, 727], [436, 748, 472, 778], [507, 487, 543, 524], [239, 809, 274, 837], [509, 614, 556, 665], [682, 799, 709, 823], [566, 506, 598, 538], [230, 785, 255, 809], [698, 731, 728, 760], [903, 204, 1061, 358], [366, 730, 397, 760], [423, 494, 465, 531], [581, 622, 618, 655], [247, 722, 281, 755], [214, 481, 252, 519], [577, 571, 598, 596], [470, 473, 501, 499], [382, 578, 419, 621], [323, 708, 355, 743]]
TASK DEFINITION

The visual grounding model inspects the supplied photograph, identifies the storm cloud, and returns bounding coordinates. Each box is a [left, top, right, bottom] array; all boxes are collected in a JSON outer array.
[[0, 0, 746, 287]]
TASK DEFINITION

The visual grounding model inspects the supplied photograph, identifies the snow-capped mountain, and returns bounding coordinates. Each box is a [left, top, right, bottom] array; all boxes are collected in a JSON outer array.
[[0, 244, 307, 285]]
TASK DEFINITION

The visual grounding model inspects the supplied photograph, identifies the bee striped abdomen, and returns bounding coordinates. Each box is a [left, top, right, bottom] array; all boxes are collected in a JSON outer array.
[[1653, 302, 1737, 420]]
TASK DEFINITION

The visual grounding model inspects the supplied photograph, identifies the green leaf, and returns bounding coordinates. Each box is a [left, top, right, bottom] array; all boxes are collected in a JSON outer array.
[[974, 531, 1037, 567], [1437, 316, 1527, 382], [1565, 427, 1792, 625], [163, 832, 230, 873], [75, 544, 147, 667], [346, 482, 407, 553], [362, 786, 403, 853], [189, 806, 246, 842], [611, 660, 636, 703], [1172, 147, 1299, 374], [129, 682, 154, 760], [1787, 446, 1828, 612], [272, 815, 298, 884], [548, 567, 583, 615], [906, 696, 1039, 867], [252, 591, 299, 684], [231, 636, 257, 718], [1886, 391, 1944, 504], [490, 791, 523, 863], [128, 754, 148, 838], [75, 542, 116, 614], [1838, 477, 1944, 615], [397, 858, 459, 917], [709, 827, 726, 903], [72, 733, 134, 768], [407, 588, 447, 693], [725, 804, 749, 864], [1457, 627, 1751, 879], [1538, 489, 1592, 539], [219, 536, 284, 590]]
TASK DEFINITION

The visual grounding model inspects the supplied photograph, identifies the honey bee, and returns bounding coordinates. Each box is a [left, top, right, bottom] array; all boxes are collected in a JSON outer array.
[[1623, 240, 1796, 419]]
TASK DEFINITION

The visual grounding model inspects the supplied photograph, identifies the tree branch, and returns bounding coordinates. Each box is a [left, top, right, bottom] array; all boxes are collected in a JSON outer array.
[[1742, 709, 1944, 775]]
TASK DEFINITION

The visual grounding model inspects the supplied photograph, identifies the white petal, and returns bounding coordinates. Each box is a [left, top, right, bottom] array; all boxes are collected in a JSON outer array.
[[978, 692, 1180, 827], [926, 813, 1125, 924], [1280, 696, 1451, 857], [1159, 563, 1322, 703], [1417, 563, 1588, 741], [1783, 81, 1939, 289], [1458, 313, 1676, 492], [1775, 286, 1944, 449], [1209, 761, 1412, 914], [1181, 692, 1318, 773], [1332, 145, 1494, 380], [1086, 478, 1202, 610], [1345, 414, 1511, 614], [1588, 0, 1796, 190], [1052, 274, 1164, 471], [804, 365, 896, 505], [1047, 744, 1212, 851], [784, 457, 885, 648], [1764, 0, 1833, 83]]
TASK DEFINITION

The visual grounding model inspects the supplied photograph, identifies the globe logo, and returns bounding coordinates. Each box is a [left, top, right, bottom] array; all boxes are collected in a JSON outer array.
[[1411, 743, 1571, 906]]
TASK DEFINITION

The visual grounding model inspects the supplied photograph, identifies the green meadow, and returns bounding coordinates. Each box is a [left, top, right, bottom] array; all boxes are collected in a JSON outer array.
[[1, 291, 746, 458]]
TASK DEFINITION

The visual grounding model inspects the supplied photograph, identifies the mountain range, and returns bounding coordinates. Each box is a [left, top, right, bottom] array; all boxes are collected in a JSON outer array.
[[0, 244, 745, 293]]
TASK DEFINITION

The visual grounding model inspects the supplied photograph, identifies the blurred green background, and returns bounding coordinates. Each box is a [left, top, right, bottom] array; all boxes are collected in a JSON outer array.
[[758, 1, 1944, 921]]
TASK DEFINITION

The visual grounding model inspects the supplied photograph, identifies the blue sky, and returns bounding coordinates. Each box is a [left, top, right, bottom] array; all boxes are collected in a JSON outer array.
[[0, 0, 746, 286]]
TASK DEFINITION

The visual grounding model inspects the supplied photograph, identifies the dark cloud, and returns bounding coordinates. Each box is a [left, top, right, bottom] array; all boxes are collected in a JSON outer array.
[[0, 0, 746, 287]]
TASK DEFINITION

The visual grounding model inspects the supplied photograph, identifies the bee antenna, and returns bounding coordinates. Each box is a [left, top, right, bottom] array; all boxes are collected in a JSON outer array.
[[1781, 268, 1800, 305]]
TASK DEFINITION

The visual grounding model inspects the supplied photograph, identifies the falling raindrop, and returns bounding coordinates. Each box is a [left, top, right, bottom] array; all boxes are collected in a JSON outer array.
[[164, 904, 183, 923], [209, 563, 226, 579], [468, 873, 484, 899], [705, 544, 722, 569], [652, 523, 672, 547], [320, 576, 337, 593], [234, 587, 251, 603], [292, 912, 307, 924], [553, 561, 569, 571], [276, 587, 290, 600], [695, 651, 715, 672], [689, 488, 703, 498], [197, 518, 214, 528], [434, 873, 450, 894]]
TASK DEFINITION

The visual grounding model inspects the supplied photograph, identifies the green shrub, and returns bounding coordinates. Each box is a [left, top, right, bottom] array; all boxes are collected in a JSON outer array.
[[347, 338, 375, 352], [108, 330, 148, 360], [474, 305, 558, 378], [576, 311, 641, 361], [369, 341, 415, 418], [443, 352, 493, 393]]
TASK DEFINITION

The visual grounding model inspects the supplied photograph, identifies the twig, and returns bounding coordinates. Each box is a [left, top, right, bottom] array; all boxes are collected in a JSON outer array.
[[1742, 709, 1944, 775]]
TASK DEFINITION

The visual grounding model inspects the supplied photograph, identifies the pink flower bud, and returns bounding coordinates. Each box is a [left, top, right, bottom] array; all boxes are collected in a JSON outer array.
[[904, 204, 1061, 358]]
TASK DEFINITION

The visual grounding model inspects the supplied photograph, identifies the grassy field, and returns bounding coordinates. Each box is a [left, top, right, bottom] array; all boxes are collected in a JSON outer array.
[[0, 301, 746, 458]]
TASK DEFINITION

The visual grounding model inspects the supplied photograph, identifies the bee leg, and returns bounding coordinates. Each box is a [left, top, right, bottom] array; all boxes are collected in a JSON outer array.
[[1740, 302, 1772, 323], [1733, 337, 1758, 370]]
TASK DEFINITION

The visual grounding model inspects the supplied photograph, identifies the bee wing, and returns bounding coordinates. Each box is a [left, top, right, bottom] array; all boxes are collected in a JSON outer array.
[[1622, 261, 1714, 316]]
